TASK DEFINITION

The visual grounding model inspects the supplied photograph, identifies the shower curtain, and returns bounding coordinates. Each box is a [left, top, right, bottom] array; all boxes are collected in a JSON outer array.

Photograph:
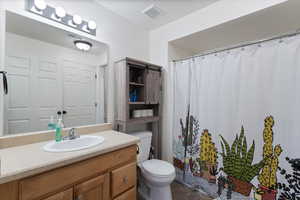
[[172, 34, 300, 200]]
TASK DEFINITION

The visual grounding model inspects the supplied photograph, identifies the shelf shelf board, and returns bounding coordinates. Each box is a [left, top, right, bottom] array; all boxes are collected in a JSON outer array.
[[128, 116, 159, 124], [129, 82, 144, 86], [129, 101, 145, 105]]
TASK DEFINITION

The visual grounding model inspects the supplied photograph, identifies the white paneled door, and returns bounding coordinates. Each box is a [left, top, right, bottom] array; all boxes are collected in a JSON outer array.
[[35, 56, 63, 131], [4, 54, 63, 134], [63, 60, 97, 128], [5, 54, 33, 134]]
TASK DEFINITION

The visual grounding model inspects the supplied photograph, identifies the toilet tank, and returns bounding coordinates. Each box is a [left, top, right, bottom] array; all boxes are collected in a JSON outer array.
[[130, 131, 152, 164]]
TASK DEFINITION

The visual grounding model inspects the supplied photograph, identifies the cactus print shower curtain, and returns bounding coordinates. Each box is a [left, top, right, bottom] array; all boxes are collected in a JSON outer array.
[[172, 35, 300, 200]]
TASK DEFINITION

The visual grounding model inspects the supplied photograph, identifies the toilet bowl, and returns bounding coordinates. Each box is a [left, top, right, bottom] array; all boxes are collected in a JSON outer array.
[[140, 159, 176, 200], [130, 131, 176, 200]]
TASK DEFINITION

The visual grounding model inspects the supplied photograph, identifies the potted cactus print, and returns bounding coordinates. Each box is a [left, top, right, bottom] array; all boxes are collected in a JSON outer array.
[[258, 116, 282, 200], [199, 129, 218, 182], [253, 187, 264, 200], [174, 108, 201, 173], [220, 126, 264, 196], [278, 157, 300, 200]]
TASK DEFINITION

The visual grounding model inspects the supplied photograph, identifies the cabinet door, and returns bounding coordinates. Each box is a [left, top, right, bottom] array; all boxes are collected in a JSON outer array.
[[43, 188, 73, 200], [74, 174, 110, 200], [146, 69, 161, 104]]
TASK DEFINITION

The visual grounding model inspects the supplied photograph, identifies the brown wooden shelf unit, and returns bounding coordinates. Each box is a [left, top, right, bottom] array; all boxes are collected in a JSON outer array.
[[114, 57, 162, 159]]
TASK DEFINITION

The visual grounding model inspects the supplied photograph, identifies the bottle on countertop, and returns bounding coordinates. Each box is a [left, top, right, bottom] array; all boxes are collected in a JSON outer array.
[[55, 118, 64, 142], [48, 116, 56, 130]]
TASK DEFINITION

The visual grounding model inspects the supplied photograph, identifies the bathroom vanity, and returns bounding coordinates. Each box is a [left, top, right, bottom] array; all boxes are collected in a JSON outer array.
[[0, 127, 139, 200]]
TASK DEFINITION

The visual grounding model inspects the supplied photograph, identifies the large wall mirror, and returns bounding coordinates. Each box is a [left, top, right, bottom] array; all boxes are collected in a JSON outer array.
[[1, 10, 108, 136]]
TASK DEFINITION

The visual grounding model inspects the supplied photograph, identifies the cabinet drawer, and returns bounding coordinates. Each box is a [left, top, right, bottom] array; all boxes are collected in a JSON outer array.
[[43, 188, 73, 200], [19, 146, 136, 200], [114, 187, 136, 200], [111, 162, 136, 197]]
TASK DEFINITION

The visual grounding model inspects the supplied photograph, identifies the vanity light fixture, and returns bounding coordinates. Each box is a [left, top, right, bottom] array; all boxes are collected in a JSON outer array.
[[72, 15, 83, 26], [26, 0, 97, 36], [55, 7, 66, 19], [33, 0, 47, 12], [83, 20, 97, 32], [74, 40, 92, 51], [88, 20, 97, 30]]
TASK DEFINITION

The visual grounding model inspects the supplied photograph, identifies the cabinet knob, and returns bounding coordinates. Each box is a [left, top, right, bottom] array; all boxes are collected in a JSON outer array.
[[123, 176, 128, 184], [76, 195, 83, 200]]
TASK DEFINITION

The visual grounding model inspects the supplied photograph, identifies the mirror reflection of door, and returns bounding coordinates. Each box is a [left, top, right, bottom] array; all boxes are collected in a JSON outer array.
[[62, 60, 98, 128], [4, 32, 104, 135]]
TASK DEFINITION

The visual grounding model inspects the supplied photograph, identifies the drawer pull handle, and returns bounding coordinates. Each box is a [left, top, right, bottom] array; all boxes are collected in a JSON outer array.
[[76, 195, 83, 200], [123, 176, 128, 184]]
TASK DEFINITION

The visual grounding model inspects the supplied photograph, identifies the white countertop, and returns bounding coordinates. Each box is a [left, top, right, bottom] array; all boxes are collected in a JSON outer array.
[[0, 130, 139, 184]]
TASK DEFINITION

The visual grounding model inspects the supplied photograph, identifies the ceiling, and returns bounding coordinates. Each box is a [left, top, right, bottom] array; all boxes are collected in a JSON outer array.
[[94, 0, 220, 30], [171, 0, 300, 58]]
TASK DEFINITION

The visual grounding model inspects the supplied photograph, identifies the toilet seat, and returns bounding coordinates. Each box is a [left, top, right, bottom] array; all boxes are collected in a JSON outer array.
[[141, 159, 175, 178]]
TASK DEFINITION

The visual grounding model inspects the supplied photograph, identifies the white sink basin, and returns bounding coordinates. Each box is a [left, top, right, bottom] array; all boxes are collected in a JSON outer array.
[[43, 135, 105, 153]]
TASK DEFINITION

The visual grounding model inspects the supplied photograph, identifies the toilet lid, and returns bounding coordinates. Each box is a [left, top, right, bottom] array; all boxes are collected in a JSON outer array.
[[142, 159, 175, 177]]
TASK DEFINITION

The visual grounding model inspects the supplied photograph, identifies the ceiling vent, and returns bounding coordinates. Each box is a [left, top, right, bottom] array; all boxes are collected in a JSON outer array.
[[142, 5, 162, 19]]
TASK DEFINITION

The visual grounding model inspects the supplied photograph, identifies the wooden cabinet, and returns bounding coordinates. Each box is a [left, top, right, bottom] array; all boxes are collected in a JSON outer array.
[[114, 57, 162, 158], [42, 189, 73, 200], [74, 174, 109, 200], [146, 69, 161, 104], [0, 145, 137, 200]]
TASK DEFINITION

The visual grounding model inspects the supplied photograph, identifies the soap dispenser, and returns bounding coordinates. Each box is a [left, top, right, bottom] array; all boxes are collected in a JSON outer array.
[[48, 116, 56, 130], [55, 118, 64, 142]]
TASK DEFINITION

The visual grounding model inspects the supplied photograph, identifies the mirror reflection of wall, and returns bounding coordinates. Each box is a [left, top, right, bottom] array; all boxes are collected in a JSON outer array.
[[2, 11, 108, 136]]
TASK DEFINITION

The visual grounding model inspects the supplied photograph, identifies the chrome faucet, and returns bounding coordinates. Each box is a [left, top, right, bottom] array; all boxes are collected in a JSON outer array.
[[63, 128, 79, 140]]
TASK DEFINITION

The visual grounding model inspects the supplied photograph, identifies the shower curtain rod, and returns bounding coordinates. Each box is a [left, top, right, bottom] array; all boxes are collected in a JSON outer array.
[[173, 28, 300, 62]]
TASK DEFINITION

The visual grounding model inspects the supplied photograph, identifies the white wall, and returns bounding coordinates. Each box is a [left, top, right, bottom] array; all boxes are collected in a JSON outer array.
[[149, 0, 288, 162], [0, 0, 150, 135]]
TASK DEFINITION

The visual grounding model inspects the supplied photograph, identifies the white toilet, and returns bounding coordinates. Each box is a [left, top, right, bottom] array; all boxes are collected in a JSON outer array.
[[131, 131, 176, 200]]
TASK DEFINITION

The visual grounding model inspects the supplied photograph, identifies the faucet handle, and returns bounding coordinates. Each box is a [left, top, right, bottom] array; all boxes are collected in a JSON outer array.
[[67, 128, 79, 140], [69, 128, 75, 136]]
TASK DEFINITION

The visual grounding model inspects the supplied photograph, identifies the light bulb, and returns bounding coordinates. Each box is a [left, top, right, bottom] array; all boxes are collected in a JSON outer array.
[[34, 0, 47, 11], [73, 15, 82, 25], [88, 20, 97, 30], [55, 7, 66, 18]]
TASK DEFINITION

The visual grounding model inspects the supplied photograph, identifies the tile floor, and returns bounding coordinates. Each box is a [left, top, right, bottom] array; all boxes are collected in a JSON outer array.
[[171, 182, 213, 200], [138, 181, 213, 200]]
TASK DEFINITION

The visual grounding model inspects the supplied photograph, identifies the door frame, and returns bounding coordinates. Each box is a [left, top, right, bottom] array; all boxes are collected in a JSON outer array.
[[0, 9, 6, 136]]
